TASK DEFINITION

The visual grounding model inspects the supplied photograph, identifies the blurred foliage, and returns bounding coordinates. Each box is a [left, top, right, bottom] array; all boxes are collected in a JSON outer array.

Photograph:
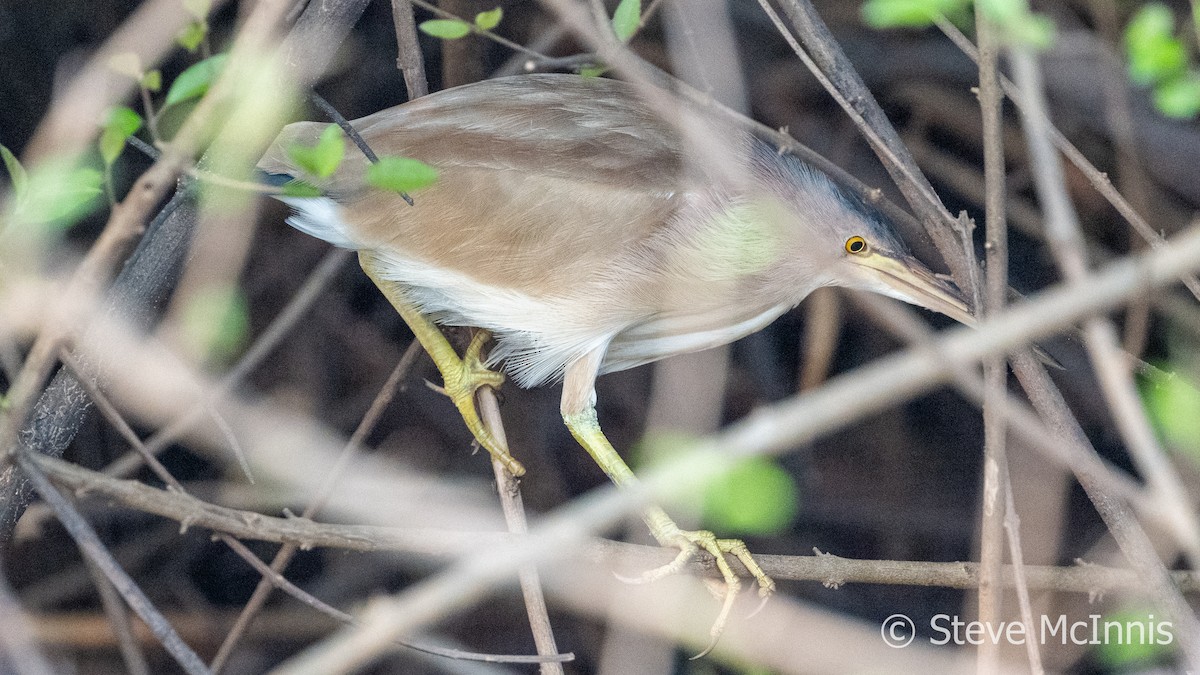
[[703, 456, 800, 536], [2, 149, 102, 231], [861, 0, 1052, 47], [178, 0, 212, 53], [1124, 2, 1200, 118], [99, 106, 142, 167], [1093, 608, 1176, 669], [164, 53, 227, 107], [634, 432, 800, 536], [1140, 363, 1200, 463], [612, 0, 642, 43], [286, 124, 346, 180], [862, 0, 1200, 118], [181, 285, 250, 365]]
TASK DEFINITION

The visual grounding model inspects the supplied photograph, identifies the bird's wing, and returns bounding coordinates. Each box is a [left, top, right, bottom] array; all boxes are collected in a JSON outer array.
[[258, 75, 708, 296]]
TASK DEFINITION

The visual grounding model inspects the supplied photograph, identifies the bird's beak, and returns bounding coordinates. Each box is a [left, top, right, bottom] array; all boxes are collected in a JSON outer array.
[[850, 252, 976, 325]]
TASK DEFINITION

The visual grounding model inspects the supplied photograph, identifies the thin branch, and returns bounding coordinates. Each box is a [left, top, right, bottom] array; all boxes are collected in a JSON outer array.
[[767, 0, 977, 298], [1009, 44, 1200, 667], [30, 451, 1200, 595], [390, 0, 429, 99], [933, 15, 1200, 302], [14, 452, 210, 675], [82, 559, 151, 675], [974, 11, 1010, 675], [102, 248, 350, 481], [480, 385, 565, 675], [66, 343, 563, 667], [1003, 476, 1044, 674], [39, 213, 1200, 671], [208, 344, 420, 673], [0, 565, 56, 675]]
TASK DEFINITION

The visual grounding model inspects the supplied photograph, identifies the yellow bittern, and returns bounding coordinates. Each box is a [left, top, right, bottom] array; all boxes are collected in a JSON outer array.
[[258, 74, 971, 646]]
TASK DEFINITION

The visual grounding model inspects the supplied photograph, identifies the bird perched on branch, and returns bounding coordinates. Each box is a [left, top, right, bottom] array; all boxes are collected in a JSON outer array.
[[258, 73, 972, 651]]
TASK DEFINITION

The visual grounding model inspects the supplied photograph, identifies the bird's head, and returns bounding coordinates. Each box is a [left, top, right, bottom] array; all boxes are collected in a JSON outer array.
[[750, 143, 975, 325]]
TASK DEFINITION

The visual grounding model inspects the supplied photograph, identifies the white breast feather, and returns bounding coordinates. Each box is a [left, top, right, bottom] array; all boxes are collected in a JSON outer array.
[[280, 197, 361, 249], [372, 249, 617, 387]]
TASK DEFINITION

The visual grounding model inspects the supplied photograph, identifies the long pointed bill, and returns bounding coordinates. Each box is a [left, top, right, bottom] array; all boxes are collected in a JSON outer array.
[[851, 252, 976, 325]]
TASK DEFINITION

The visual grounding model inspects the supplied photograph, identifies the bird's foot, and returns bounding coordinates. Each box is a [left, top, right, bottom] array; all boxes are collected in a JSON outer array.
[[439, 331, 525, 477], [627, 518, 775, 658]]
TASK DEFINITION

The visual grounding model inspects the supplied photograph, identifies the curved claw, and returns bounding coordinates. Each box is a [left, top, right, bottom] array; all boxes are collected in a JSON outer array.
[[439, 331, 525, 477], [618, 523, 774, 658]]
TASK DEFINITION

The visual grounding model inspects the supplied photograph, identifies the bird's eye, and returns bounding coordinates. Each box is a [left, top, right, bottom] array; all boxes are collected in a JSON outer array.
[[845, 236, 868, 255]]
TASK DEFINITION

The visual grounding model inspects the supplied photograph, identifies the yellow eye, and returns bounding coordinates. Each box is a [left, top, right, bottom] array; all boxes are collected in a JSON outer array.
[[845, 236, 868, 255]]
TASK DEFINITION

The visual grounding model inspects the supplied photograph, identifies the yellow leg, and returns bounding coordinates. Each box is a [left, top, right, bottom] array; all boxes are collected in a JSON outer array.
[[359, 252, 525, 477], [562, 405, 775, 656]]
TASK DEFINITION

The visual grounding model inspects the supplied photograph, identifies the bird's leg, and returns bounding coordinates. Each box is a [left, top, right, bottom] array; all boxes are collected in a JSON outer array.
[[560, 349, 775, 654], [359, 252, 524, 476]]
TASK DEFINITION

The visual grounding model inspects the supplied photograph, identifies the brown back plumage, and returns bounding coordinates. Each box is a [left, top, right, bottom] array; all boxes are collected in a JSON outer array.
[[258, 75, 697, 295]]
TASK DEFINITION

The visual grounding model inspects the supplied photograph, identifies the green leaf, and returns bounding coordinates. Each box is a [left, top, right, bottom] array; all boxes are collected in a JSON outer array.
[[861, 0, 964, 28], [1093, 608, 1175, 668], [177, 20, 208, 53], [99, 106, 144, 166], [578, 65, 608, 78], [419, 19, 472, 40], [181, 286, 250, 364], [631, 432, 707, 513], [13, 157, 103, 228], [182, 0, 211, 19], [281, 179, 322, 197], [286, 125, 346, 179], [1, 145, 29, 199], [1125, 3, 1175, 49], [99, 130, 125, 167], [976, 0, 1055, 48], [1141, 363, 1200, 458], [703, 457, 799, 536], [1154, 74, 1200, 118], [366, 156, 439, 193], [611, 0, 641, 42], [1125, 3, 1187, 85], [165, 53, 227, 107], [474, 7, 503, 30], [141, 69, 162, 92]]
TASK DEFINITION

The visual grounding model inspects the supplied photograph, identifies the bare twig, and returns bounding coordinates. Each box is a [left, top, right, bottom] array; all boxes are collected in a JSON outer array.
[[102, 248, 351, 481], [479, 387, 565, 675], [1002, 477, 1044, 674], [390, 0, 429, 99], [208, 344, 419, 673], [933, 15, 1200, 302], [767, 0, 976, 297], [261, 218, 1200, 673], [22, 0, 231, 161], [82, 559, 151, 675], [14, 453, 209, 675], [29, 450, 1200, 595], [975, 12, 1009, 674], [0, 566, 56, 675], [1009, 44, 1200, 667]]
